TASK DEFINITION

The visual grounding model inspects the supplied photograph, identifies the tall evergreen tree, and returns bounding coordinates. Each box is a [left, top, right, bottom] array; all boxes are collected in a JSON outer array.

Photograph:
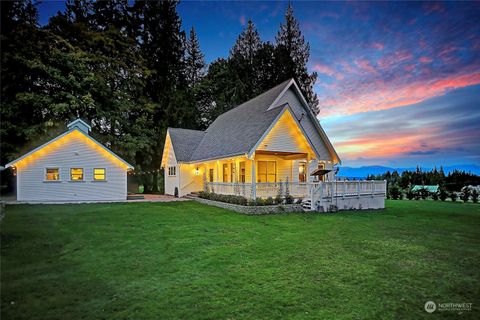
[[65, 0, 93, 24], [228, 19, 262, 100], [230, 19, 261, 65], [185, 27, 205, 87], [275, 4, 319, 114], [1, 0, 47, 163], [135, 0, 191, 191]]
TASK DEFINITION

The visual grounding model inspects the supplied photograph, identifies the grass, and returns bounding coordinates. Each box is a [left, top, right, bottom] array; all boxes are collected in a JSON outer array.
[[1, 200, 479, 319]]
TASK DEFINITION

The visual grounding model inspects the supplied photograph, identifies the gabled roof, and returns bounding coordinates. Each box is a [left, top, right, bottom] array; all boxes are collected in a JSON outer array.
[[164, 78, 340, 164], [168, 128, 205, 162], [5, 124, 133, 170]]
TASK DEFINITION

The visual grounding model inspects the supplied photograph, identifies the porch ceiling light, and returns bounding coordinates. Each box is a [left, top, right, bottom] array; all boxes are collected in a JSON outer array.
[[194, 166, 200, 176]]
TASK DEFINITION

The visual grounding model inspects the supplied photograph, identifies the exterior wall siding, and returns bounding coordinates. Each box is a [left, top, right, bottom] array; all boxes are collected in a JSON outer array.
[[16, 135, 127, 201], [276, 88, 332, 161], [164, 137, 179, 196], [256, 110, 313, 154]]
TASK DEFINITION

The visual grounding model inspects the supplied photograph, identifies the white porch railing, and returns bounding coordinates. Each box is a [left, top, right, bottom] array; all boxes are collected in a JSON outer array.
[[206, 180, 387, 201], [311, 180, 387, 210], [206, 181, 316, 199]]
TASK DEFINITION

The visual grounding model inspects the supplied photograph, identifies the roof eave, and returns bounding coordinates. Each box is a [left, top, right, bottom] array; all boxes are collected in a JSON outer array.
[[5, 129, 133, 170]]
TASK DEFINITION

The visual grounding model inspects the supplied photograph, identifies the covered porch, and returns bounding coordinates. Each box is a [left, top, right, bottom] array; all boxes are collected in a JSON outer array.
[[195, 149, 332, 199]]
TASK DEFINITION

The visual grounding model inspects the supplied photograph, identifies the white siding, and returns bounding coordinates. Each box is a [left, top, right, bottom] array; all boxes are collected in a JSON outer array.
[[163, 136, 180, 196], [16, 134, 127, 201], [256, 110, 314, 155], [275, 88, 333, 161]]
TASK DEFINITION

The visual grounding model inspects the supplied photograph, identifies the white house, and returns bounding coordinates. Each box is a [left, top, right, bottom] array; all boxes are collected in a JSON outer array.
[[5, 119, 133, 202], [161, 79, 386, 211]]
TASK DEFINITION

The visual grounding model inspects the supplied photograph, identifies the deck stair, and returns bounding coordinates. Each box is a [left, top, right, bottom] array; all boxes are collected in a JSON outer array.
[[301, 198, 312, 211], [127, 194, 144, 200]]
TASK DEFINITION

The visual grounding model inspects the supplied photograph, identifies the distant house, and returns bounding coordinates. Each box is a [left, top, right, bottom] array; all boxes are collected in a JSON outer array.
[[411, 185, 439, 193], [5, 119, 133, 202], [161, 79, 387, 211]]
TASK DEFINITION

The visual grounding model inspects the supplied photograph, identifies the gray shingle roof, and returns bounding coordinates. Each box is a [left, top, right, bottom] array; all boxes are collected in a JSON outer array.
[[168, 79, 294, 163], [168, 128, 205, 162]]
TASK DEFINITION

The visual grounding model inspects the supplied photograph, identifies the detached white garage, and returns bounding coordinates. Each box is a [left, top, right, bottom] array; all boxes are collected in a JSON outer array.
[[5, 119, 133, 202]]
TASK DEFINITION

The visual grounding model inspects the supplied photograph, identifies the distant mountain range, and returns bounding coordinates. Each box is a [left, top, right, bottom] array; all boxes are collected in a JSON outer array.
[[337, 164, 480, 179]]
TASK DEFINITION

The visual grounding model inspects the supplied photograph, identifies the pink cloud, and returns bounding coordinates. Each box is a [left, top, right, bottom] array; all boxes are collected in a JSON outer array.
[[377, 50, 413, 70], [313, 63, 344, 80], [371, 42, 384, 50], [239, 15, 246, 26], [354, 59, 376, 73], [404, 64, 416, 72], [318, 71, 480, 118], [419, 56, 433, 63]]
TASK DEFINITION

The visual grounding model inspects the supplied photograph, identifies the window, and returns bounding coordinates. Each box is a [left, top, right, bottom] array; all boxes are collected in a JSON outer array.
[[239, 162, 246, 183], [45, 168, 60, 181], [70, 168, 83, 181], [299, 162, 307, 182], [93, 168, 106, 181], [209, 169, 214, 182], [230, 163, 235, 182], [257, 161, 276, 183], [168, 166, 176, 176], [223, 164, 228, 182]]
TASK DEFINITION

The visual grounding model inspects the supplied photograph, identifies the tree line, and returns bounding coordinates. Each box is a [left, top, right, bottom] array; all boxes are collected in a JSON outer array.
[[1, 0, 318, 192], [366, 166, 480, 202]]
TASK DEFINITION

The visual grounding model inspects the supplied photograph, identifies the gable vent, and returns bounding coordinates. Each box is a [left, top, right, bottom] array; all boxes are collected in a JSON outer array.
[[67, 119, 92, 134]]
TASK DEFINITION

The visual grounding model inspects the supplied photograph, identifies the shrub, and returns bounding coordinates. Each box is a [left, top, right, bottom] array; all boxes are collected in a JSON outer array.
[[199, 192, 247, 205], [285, 194, 294, 204], [461, 188, 471, 203], [414, 192, 420, 200], [472, 190, 479, 203], [265, 197, 274, 205], [419, 188, 429, 200], [450, 192, 457, 202], [439, 189, 448, 201], [431, 192, 439, 201], [274, 195, 283, 205], [198, 191, 210, 199], [406, 189, 414, 200], [389, 184, 401, 200], [255, 197, 266, 206], [296, 198, 304, 204]]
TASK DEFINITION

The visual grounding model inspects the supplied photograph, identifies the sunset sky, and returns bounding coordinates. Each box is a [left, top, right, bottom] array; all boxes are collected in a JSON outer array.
[[38, 1, 480, 167]]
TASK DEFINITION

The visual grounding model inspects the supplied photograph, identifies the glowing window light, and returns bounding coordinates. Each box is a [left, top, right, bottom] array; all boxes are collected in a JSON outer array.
[[45, 168, 60, 181], [93, 168, 106, 181], [70, 168, 83, 181]]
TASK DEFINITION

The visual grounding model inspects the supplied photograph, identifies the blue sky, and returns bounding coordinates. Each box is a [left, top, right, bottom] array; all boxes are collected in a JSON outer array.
[[37, 1, 480, 167]]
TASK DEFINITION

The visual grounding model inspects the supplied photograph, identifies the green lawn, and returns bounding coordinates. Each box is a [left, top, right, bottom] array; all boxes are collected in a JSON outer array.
[[1, 201, 479, 319]]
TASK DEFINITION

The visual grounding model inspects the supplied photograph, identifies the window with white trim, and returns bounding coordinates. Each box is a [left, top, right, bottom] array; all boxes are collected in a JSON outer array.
[[45, 168, 60, 181], [168, 166, 176, 176], [257, 161, 276, 183], [93, 168, 106, 181], [70, 168, 84, 181]]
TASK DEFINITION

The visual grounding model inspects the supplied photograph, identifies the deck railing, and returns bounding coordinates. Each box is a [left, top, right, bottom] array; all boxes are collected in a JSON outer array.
[[206, 180, 386, 201], [311, 180, 387, 210]]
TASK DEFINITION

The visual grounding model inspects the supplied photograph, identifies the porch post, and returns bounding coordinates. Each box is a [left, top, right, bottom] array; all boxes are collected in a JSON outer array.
[[251, 159, 256, 199]]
